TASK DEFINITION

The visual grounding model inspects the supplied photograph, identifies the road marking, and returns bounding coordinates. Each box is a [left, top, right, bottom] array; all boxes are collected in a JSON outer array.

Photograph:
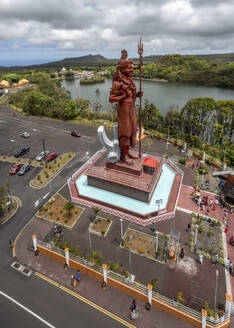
[[43, 192, 50, 199], [0, 289, 56, 328], [35, 272, 136, 328], [34, 199, 41, 208]]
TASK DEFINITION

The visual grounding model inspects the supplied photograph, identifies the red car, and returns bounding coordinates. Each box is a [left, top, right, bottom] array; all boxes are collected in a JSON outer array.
[[71, 131, 81, 137], [9, 163, 23, 175], [45, 152, 57, 162]]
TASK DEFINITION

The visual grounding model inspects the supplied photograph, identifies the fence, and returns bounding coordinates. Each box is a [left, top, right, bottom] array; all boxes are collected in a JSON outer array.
[[37, 239, 230, 328]]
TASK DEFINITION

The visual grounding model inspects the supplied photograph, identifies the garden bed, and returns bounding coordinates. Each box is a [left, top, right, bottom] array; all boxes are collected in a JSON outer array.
[[0, 196, 17, 224], [123, 228, 169, 262], [37, 194, 84, 228], [190, 214, 224, 263], [89, 216, 112, 237]]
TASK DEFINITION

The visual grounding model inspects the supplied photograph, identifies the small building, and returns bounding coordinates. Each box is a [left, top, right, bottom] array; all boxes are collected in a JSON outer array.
[[143, 157, 159, 175], [0, 80, 9, 88], [60, 67, 67, 73], [18, 78, 29, 85]]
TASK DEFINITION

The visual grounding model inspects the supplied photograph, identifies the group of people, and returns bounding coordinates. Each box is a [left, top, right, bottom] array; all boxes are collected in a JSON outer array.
[[226, 258, 233, 275], [53, 223, 63, 239]]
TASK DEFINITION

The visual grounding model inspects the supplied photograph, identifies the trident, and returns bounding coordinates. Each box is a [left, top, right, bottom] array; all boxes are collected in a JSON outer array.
[[138, 37, 143, 158]]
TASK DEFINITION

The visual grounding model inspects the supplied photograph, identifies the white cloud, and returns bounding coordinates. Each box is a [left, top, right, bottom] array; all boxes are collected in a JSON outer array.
[[0, 0, 234, 64]]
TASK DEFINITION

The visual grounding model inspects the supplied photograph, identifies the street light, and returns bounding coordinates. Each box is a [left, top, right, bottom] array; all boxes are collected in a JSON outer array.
[[128, 235, 132, 278], [214, 270, 219, 309], [120, 218, 124, 246], [194, 224, 199, 251], [155, 231, 159, 256], [155, 199, 163, 213], [88, 224, 92, 254]]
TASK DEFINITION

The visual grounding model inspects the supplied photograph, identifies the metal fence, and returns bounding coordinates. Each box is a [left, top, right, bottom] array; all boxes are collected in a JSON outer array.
[[37, 239, 229, 327]]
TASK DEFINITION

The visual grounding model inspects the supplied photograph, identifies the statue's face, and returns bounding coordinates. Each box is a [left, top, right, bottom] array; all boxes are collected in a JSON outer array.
[[122, 64, 133, 77]]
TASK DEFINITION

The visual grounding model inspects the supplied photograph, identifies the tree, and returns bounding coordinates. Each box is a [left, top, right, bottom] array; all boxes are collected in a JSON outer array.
[[64, 201, 75, 217], [141, 100, 162, 131]]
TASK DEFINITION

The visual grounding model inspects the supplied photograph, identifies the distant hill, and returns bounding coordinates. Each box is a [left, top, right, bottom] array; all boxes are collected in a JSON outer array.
[[40, 54, 108, 67]]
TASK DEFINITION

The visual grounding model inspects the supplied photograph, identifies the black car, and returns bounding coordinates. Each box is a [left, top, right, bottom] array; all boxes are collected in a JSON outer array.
[[17, 163, 30, 176], [14, 147, 30, 158]]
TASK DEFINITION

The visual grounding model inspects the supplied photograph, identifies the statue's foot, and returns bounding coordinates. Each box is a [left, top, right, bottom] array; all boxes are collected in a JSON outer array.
[[121, 155, 134, 165], [128, 151, 138, 159]]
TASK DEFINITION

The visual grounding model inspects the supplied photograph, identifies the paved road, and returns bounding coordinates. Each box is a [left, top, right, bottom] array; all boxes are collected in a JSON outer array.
[[0, 105, 126, 328]]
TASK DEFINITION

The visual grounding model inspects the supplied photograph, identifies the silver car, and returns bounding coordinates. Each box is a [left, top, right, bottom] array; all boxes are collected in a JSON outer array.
[[36, 150, 49, 161], [20, 132, 30, 138]]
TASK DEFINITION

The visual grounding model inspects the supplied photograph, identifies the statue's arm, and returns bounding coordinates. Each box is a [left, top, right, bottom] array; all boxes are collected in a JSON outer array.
[[109, 83, 126, 102]]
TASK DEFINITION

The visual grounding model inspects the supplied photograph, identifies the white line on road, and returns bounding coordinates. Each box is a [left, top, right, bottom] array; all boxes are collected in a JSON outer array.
[[34, 199, 41, 208], [0, 290, 56, 328], [43, 193, 50, 199]]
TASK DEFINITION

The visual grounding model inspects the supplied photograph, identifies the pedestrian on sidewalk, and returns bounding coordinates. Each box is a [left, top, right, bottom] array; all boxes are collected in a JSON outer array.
[[225, 224, 229, 234], [209, 199, 213, 207], [215, 253, 219, 265], [71, 275, 77, 288], [76, 270, 80, 282], [199, 253, 203, 264], [187, 223, 191, 232], [131, 299, 136, 311], [226, 258, 230, 270], [229, 261, 232, 275]]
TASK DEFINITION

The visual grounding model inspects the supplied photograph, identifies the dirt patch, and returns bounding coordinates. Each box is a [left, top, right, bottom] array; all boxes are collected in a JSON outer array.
[[37, 194, 83, 228], [124, 228, 168, 262], [176, 257, 198, 276], [90, 216, 112, 237]]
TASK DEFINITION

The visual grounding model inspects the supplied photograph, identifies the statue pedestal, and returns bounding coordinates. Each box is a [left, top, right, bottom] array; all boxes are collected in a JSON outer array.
[[86, 152, 161, 203]]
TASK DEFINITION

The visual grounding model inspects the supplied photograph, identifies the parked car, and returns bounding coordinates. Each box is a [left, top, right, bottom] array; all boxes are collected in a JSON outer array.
[[45, 152, 57, 162], [71, 130, 81, 137], [17, 163, 30, 176], [20, 132, 30, 138], [36, 150, 49, 161], [9, 163, 23, 175], [14, 147, 30, 158]]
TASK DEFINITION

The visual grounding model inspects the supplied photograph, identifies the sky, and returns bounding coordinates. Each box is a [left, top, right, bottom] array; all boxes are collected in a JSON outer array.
[[1, 0, 234, 66]]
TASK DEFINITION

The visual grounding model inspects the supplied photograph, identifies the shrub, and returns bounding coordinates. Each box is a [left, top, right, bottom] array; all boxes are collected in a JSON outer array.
[[60, 209, 63, 214], [64, 218, 68, 224], [37, 175, 41, 180], [49, 165, 52, 170], [207, 229, 214, 237], [101, 229, 106, 235], [178, 157, 186, 165], [177, 292, 183, 303], [107, 216, 111, 222], [56, 217, 60, 221], [74, 209, 78, 214], [49, 210, 53, 216], [149, 279, 158, 289], [138, 248, 144, 254], [199, 225, 204, 233], [69, 154, 72, 158]]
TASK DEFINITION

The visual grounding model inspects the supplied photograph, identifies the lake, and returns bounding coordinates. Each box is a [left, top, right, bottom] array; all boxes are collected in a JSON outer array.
[[61, 78, 234, 116]]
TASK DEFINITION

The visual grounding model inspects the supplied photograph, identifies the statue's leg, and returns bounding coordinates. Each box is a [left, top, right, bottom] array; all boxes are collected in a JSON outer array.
[[121, 146, 133, 165]]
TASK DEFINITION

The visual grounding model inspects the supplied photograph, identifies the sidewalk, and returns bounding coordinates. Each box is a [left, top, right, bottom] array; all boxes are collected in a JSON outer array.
[[15, 216, 194, 328], [178, 184, 234, 299]]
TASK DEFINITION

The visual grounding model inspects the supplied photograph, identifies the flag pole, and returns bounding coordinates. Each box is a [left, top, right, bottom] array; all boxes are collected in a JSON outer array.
[[138, 37, 143, 158]]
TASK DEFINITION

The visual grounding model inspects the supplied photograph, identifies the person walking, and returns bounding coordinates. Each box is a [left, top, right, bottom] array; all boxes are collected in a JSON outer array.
[[225, 224, 229, 234], [229, 261, 233, 275], [76, 270, 80, 282], [215, 253, 219, 265], [199, 253, 203, 264], [71, 275, 77, 287], [131, 299, 136, 311], [187, 223, 191, 232], [226, 258, 230, 270]]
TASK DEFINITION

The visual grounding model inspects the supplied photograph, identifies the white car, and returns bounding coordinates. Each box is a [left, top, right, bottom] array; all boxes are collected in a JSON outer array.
[[20, 132, 30, 138], [36, 151, 49, 161]]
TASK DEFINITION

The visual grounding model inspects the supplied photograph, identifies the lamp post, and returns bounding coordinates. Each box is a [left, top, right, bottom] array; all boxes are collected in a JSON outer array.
[[194, 224, 199, 251], [129, 235, 132, 278], [155, 199, 163, 213], [155, 231, 159, 256], [214, 270, 219, 309], [88, 224, 92, 254], [120, 218, 124, 246]]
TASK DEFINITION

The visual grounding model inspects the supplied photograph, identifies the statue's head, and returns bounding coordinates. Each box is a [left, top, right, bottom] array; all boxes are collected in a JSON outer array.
[[118, 59, 133, 77], [121, 49, 128, 60]]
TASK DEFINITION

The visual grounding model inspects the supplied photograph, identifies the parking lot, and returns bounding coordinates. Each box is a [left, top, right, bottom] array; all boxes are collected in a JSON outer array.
[[0, 106, 102, 207]]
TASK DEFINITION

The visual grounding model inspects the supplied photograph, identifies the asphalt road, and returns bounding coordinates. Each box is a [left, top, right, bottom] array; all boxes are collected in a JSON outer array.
[[0, 105, 125, 328]]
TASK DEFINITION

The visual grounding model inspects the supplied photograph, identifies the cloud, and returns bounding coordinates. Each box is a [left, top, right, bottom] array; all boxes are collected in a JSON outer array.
[[0, 0, 234, 64]]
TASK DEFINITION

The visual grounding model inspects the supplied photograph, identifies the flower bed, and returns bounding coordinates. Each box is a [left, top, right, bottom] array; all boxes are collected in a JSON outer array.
[[89, 216, 112, 237], [123, 228, 169, 263], [37, 194, 84, 228]]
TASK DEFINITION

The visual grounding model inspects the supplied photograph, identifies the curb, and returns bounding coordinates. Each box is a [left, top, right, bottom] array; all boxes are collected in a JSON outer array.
[[12, 215, 35, 258], [0, 195, 22, 226]]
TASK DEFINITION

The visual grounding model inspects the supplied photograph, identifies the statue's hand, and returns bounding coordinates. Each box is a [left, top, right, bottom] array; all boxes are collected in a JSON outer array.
[[136, 91, 143, 97]]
